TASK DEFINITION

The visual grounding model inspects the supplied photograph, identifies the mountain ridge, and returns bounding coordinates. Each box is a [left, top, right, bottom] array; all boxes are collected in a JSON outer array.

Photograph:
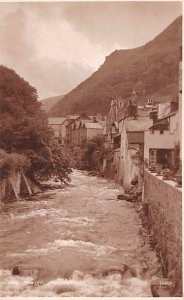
[[49, 16, 182, 117]]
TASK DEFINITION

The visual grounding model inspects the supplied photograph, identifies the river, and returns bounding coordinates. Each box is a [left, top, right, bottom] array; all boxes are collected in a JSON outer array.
[[0, 170, 161, 297]]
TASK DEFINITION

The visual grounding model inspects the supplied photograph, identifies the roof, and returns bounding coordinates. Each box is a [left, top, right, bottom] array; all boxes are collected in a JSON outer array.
[[84, 122, 103, 129], [125, 118, 153, 132], [89, 116, 97, 120], [149, 119, 168, 129], [127, 132, 144, 144], [152, 95, 173, 103], [137, 107, 151, 117], [149, 111, 176, 129], [68, 115, 79, 120], [157, 111, 176, 121], [48, 117, 66, 125], [75, 114, 91, 121]]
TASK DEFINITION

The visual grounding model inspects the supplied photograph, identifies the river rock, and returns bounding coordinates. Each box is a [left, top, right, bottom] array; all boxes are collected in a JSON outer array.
[[117, 194, 134, 201], [12, 263, 40, 280]]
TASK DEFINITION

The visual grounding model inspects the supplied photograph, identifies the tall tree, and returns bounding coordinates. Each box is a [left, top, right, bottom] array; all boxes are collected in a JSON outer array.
[[0, 65, 71, 183]]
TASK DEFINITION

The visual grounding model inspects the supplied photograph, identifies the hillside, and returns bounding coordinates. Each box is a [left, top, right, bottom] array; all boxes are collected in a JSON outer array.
[[40, 95, 64, 113], [49, 16, 182, 117]]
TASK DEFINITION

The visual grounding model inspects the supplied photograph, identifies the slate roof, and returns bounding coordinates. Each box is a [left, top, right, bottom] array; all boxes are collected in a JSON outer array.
[[127, 132, 144, 144], [84, 122, 103, 129], [125, 118, 153, 132], [149, 112, 176, 129], [48, 117, 66, 125]]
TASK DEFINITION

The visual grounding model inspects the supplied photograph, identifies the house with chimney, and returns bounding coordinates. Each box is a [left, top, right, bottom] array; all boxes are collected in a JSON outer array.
[[104, 96, 125, 149], [144, 105, 179, 171], [144, 49, 182, 172], [66, 114, 104, 147], [118, 108, 152, 186], [103, 90, 153, 183], [142, 49, 182, 293]]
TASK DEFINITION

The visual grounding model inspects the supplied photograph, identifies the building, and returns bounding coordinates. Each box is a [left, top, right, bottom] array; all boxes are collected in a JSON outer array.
[[119, 116, 152, 186], [66, 114, 104, 146], [82, 122, 104, 141], [68, 114, 92, 146], [48, 117, 66, 145], [105, 96, 126, 149], [144, 110, 179, 170], [65, 115, 79, 145], [144, 48, 182, 172], [103, 91, 153, 184]]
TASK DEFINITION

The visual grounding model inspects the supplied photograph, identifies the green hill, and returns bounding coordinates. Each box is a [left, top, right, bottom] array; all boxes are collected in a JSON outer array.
[[49, 16, 182, 117]]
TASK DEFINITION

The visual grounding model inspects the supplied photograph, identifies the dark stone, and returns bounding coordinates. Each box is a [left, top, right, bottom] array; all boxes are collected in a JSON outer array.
[[12, 266, 20, 275], [131, 178, 138, 186], [117, 194, 134, 202], [151, 285, 171, 297]]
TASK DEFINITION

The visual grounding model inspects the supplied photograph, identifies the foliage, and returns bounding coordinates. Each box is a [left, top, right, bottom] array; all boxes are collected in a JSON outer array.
[[0, 66, 71, 184], [25, 146, 72, 183], [49, 16, 181, 116], [0, 149, 29, 179], [81, 136, 104, 170]]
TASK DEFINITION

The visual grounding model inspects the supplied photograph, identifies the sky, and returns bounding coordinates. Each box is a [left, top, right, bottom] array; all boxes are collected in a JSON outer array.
[[0, 1, 182, 100]]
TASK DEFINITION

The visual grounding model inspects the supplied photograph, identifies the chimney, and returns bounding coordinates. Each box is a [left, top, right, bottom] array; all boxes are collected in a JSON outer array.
[[150, 108, 158, 123], [127, 99, 138, 118]]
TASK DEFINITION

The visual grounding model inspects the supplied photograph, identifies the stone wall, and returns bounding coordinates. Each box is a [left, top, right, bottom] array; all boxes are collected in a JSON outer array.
[[144, 170, 182, 295], [0, 170, 40, 203]]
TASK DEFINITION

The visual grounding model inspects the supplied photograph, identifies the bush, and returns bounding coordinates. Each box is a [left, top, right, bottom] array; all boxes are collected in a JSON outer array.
[[81, 136, 104, 170], [0, 149, 29, 179]]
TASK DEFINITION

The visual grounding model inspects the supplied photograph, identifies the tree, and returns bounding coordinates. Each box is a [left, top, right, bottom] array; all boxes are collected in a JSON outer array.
[[0, 66, 71, 184], [81, 136, 104, 170]]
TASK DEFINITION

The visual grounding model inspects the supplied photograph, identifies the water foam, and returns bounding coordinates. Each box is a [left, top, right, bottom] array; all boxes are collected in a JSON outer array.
[[24, 239, 115, 256], [11, 208, 69, 219], [0, 268, 152, 297]]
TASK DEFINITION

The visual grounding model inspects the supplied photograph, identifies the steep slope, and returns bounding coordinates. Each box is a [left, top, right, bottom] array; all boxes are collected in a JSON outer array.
[[40, 95, 64, 113], [49, 16, 182, 117]]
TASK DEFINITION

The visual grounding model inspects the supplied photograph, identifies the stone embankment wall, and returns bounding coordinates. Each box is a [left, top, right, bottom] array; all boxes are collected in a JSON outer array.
[[0, 170, 40, 203], [144, 169, 182, 295]]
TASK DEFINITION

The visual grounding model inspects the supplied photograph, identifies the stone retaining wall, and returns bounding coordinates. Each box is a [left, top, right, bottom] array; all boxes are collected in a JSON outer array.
[[0, 170, 40, 203], [144, 169, 182, 295]]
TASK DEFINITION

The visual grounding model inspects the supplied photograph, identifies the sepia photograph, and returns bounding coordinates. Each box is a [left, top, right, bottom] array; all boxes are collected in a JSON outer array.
[[0, 0, 182, 297]]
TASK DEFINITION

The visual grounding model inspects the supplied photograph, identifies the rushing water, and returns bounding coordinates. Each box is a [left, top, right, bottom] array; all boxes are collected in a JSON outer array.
[[0, 170, 160, 296]]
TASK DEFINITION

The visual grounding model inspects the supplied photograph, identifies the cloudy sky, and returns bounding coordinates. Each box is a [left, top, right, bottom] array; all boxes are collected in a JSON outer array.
[[0, 1, 182, 99]]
